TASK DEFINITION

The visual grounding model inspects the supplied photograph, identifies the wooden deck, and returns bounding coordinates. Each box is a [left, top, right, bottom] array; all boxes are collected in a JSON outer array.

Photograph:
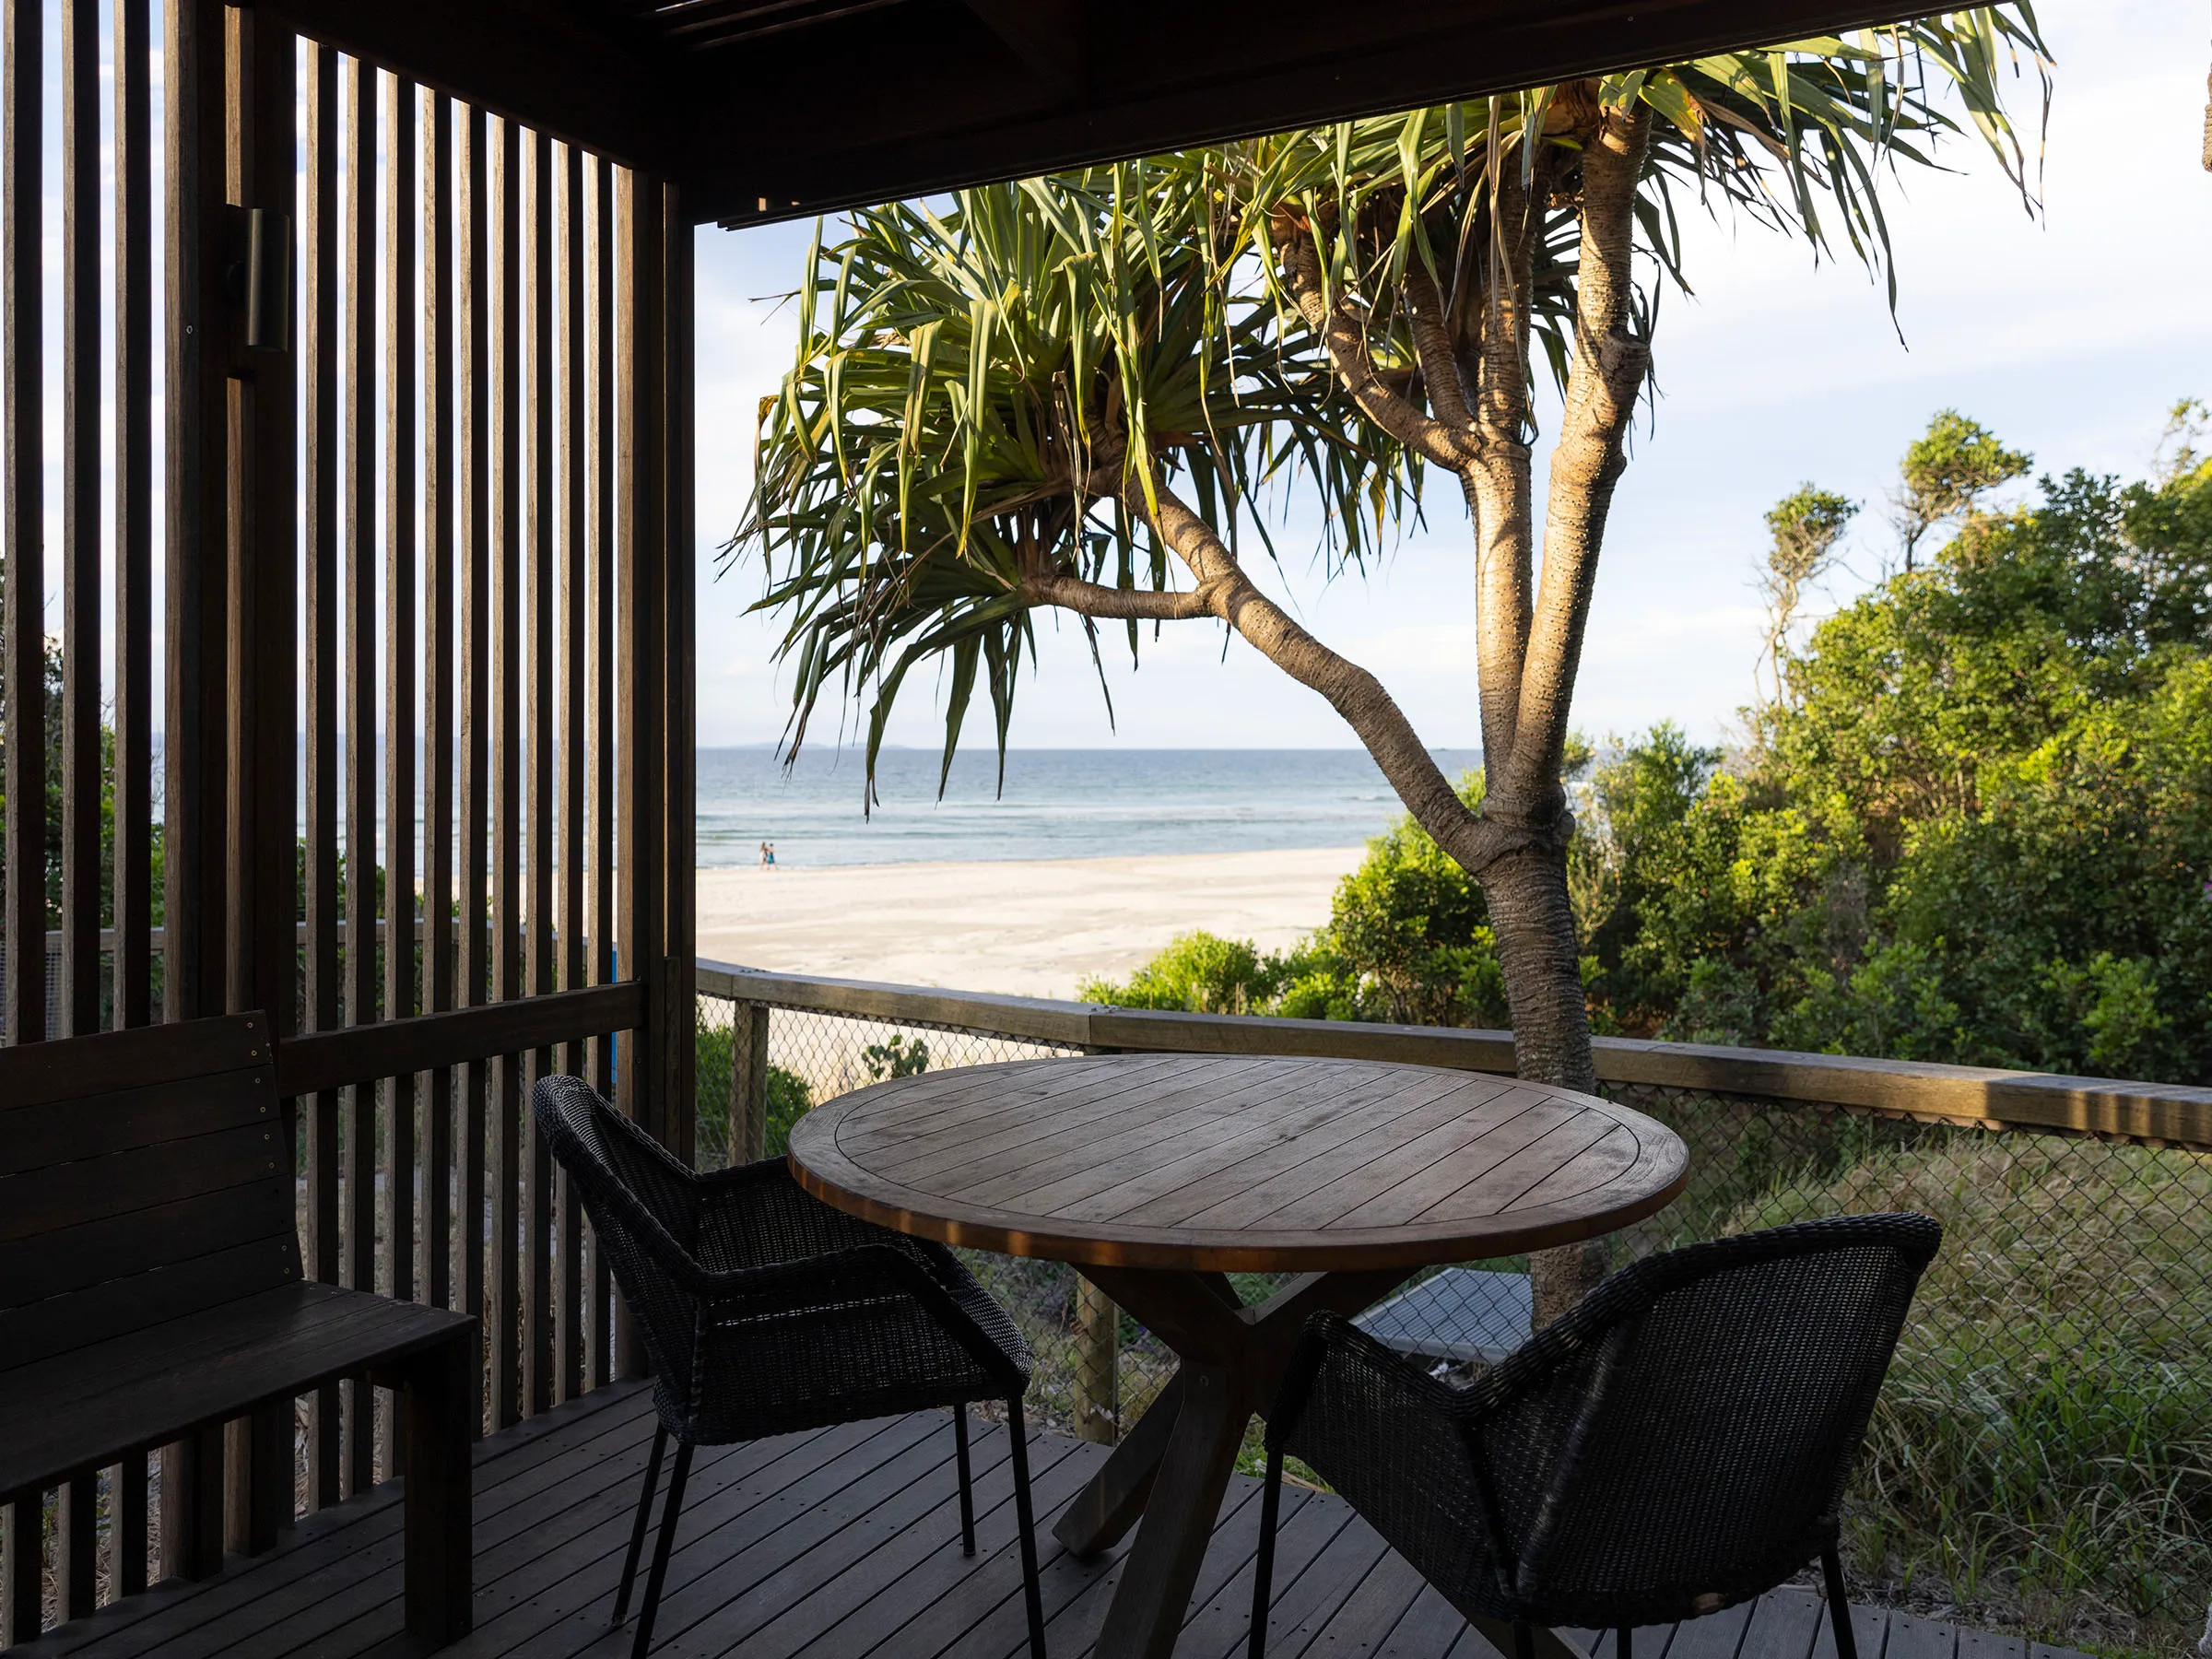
[[17, 1382, 2083, 1659]]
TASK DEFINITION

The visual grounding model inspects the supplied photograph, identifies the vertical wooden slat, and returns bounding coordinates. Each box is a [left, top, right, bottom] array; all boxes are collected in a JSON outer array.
[[60, 0, 102, 1041], [238, 8, 300, 1550], [239, 6, 296, 1028], [614, 165, 666, 1378], [488, 112, 524, 1430], [111, 0, 153, 1036], [458, 102, 491, 1362], [383, 68, 420, 1333], [163, 0, 229, 1031], [522, 127, 556, 1417], [4, 0, 47, 1051], [423, 88, 457, 1313], [161, 0, 231, 1578], [662, 182, 697, 1169], [301, 38, 344, 1512], [555, 140, 587, 1404], [342, 51, 379, 1494], [584, 153, 616, 1385]]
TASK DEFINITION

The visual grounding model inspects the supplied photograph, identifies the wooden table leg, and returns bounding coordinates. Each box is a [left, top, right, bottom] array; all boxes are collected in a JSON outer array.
[[1091, 1362, 1243, 1659], [1065, 1265, 1406, 1659], [1053, 1367, 1181, 1557]]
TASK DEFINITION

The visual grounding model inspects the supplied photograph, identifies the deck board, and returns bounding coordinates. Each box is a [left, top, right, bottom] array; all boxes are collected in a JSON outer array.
[[13, 1382, 2094, 1659]]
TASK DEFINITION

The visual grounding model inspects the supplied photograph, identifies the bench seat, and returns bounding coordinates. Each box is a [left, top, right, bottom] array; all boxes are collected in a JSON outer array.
[[0, 1282, 472, 1507], [0, 1013, 477, 1651]]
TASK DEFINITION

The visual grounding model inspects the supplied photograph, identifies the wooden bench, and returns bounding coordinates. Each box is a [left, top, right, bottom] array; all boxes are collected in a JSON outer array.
[[0, 1011, 477, 1649]]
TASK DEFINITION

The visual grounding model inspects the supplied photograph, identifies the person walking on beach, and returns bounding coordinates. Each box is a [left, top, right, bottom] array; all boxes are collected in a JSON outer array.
[[759, 841, 777, 868]]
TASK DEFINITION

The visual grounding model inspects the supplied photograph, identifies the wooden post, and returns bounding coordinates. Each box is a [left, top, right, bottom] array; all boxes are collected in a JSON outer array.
[[221, 3, 299, 1558], [523, 125, 555, 1417], [422, 87, 458, 1316], [1073, 1277, 1121, 1444], [457, 101, 491, 1411], [300, 38, 344, 1512], [163, 0, 229, 1030], [584, 153, 617, 1384], [338, 48, 378, 1496], [235, 0, 297, 1045], [160, 0, 231, 1580], [732, 1001, 771, 1164], [660, 182, 697, 1169], [488, 112, 524, 1428], [613, 164, 665, 1377]]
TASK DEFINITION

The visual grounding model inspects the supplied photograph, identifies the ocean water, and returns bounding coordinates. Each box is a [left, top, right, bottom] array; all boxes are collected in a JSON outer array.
[[698, 746, 1482, 869]]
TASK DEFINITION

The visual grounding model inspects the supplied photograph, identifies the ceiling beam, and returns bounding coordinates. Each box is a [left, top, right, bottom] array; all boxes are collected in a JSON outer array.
[[262, 0, 682, 172], [683, 0, 1959, 226]]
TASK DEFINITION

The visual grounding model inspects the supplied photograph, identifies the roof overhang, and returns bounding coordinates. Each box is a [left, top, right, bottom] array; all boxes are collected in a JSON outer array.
[[259, 0, 1953, 227]]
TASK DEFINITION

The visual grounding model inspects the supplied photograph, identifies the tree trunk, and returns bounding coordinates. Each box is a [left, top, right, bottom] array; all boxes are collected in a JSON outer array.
[[1484, 838, 1612, 1327]]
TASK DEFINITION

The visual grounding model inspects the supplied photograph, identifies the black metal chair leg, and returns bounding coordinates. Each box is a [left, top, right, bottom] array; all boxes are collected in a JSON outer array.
[[954, 1404, 978, 1554], [613, 1424, 667, 1625], [1514, 1624, 1535, 1659], [1822, 1544, 1858, 1659], [1618, 1628, 1632, 1659], [1247, 1445, 1285, 1659], [1006, 1397, 1048, 1659], [631, 1440, 693, 1659]]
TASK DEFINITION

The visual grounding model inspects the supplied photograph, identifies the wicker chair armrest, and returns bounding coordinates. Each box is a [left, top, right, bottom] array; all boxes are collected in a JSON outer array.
[[1267, 1311, 1465, 1452], [690, 1241, 1029, 1393]]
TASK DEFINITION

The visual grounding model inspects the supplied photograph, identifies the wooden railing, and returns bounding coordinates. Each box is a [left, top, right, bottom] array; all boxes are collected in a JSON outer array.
[[695, 960, 2212, 1154]]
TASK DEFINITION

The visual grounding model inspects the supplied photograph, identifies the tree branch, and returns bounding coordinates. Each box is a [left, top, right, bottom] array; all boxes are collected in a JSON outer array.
[[1401, 264, 1477, 440], [1275, 224, 1472, 470], [1500, 104, 1654, 817], [1017, 569, 1214, 620], [1122, 465, 1534, 875]]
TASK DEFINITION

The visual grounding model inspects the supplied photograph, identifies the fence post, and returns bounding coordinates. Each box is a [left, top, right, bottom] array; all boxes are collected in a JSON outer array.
[[730, 999, 770, 1164], [1072, 1276, 1119, 1443]]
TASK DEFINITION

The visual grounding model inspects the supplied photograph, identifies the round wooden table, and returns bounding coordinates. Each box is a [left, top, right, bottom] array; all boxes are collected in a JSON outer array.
[[788, 1053, 1688, 1659]]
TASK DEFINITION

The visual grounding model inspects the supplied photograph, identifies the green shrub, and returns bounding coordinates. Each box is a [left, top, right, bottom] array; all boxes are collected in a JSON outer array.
[[693, 1018, 814, 1163]]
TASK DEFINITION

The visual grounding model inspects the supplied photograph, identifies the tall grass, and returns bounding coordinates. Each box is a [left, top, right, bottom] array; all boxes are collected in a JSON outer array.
[[1735, 1139, 2212, 1657]]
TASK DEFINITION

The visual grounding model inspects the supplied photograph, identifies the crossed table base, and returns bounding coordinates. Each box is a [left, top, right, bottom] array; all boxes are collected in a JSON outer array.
[[1056, 1265, 1583, 1659], [1053, 1265, 1400, 1658]]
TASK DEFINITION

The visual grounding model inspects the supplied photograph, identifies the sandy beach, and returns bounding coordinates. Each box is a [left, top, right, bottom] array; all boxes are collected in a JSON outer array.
[[695, 845, 1363, 999]]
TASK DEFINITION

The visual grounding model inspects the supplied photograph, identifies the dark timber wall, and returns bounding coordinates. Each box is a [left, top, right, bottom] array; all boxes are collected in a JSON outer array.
[[0, 1, 697, 1639]]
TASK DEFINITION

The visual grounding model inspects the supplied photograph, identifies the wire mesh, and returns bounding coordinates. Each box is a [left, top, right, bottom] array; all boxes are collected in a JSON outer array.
[[691, 990, 2212, 1652]]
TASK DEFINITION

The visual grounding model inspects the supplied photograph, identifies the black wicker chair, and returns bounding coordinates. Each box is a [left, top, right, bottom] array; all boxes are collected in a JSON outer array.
[[533, 1074, 1049, 1659], [1251, 1214, 1942, 1659]]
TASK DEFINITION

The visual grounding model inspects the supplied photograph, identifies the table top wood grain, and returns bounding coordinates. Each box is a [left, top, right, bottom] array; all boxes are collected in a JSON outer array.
[[787, 1053, 1690, 1271]]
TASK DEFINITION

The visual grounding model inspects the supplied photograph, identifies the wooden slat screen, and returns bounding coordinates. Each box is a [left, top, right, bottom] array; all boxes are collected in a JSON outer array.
[[0, 5, 692, 1641]]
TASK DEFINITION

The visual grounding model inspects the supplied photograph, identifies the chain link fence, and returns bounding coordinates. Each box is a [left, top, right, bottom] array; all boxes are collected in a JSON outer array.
[[694, 972, 2212, 1655]]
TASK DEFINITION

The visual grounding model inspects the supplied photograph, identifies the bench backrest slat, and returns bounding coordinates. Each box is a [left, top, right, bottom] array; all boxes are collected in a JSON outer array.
[[0, 1012, 298, 1372]]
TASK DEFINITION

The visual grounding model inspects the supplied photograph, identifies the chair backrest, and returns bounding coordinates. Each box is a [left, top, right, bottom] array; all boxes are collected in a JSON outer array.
[[532, 1074, 702, 1394], [1478, 1214, 1939, 1620], [0, 1012, 297, 1375]]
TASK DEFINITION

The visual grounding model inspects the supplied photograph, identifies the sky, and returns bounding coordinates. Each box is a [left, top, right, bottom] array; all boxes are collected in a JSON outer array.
[[691, 0, 2212, 754]]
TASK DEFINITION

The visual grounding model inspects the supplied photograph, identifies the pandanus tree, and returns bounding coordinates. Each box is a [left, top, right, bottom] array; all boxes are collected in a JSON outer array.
[[732, 14, 2047, 1320]]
